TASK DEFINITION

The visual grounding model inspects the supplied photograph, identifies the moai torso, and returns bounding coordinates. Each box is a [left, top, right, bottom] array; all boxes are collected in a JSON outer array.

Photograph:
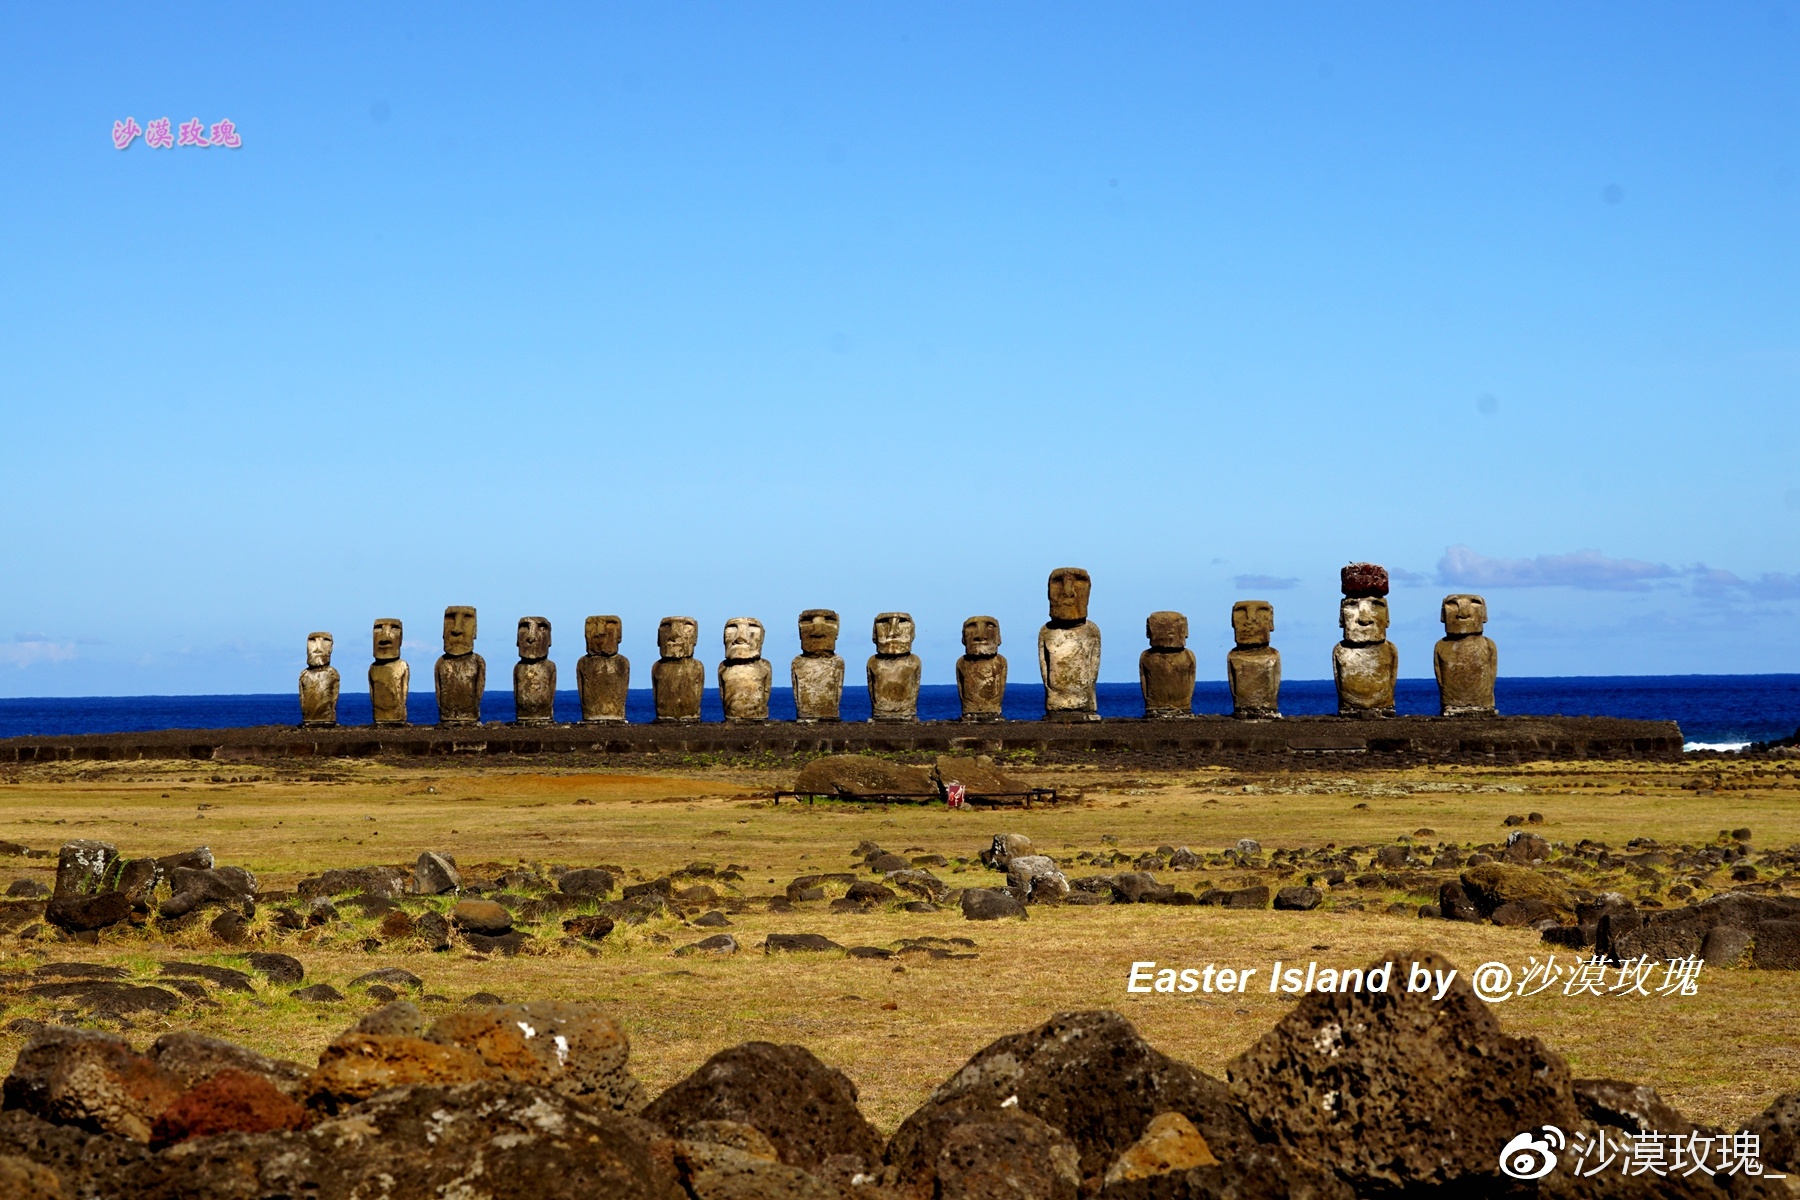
[[867, 612, 921, 722], [1040, 568, 1101, 720], [792, 610, 844, 722], [1334, 567, 1396, 717], [298, 632, 339, 727], [1138, 611, 1194, 718], [957, 616, 1007, 721], [369, 619, 409, 726], [512, 617, 555, 725], [719, 617, 771, 722], [435, 605, 485, 726], [1227, 600, 1281, 718], [1435, 594, 1497, 716], [577, 616, 629, 722], [653, 617, 703, 722]]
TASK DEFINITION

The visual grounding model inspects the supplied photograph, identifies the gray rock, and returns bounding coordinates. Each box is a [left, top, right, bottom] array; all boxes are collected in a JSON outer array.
[[1234, 838, 1261, 856], [1274, 886, 1322, 912], [351, 1000, 426, 1037], [981, 833, 1034, 869], [413, 852, 461, 895], [298, 865, 408, 899], [764, 933, 844, 953], [146, 1031, 309, 1097], [1752, 919, 1800, 969], [53, 841, 117, 897], [559, 868, 615, 897], [44, 891, 131, 933], [291, 984, 344, 1002], [1006, 855, 1070, 902], [676, 934, 739, 957], [417, 911, 452, 951], [1700, 924, 1751, 967], [961, 888, 1026, 920], [350, 967, 424, 990], [159, 866, 257, 918]]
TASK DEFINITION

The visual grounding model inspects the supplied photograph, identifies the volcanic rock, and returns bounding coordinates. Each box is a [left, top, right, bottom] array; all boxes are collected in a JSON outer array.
[[2, 1026, 183, 1142], [960, 888, 1025, 921]]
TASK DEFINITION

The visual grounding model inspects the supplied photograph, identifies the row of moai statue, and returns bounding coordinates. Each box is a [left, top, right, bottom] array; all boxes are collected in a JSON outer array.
[[296, 564, 1498, 727]]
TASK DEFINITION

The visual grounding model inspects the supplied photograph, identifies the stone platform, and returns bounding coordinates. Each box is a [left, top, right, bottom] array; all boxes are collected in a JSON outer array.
[[0, 714, 1683, 766]]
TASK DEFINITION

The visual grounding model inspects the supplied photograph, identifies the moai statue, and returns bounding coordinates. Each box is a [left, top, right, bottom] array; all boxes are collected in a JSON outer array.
[[1227, 600, 1282, 718], [369, 618, 409, 727], [1334, 564, 1397, 717], [791, 609, 844, 722], [576, 615, 629, 723], [435, 605, 486, 726], [298, 632, 339, 727], [718, 617, 771, 722], [513, 616, 555, 726], [652, 617, 704, 723], [867, 612, 922, 722], [1435, 594, 1498, 716], [1138, 611, 1194, 719], [1039, 567, 1101, 721], [957, 616, 1007, 722]]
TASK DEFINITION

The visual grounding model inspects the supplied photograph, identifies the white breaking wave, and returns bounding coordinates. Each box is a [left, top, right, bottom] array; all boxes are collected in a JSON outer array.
[[1684, 741, 1750, 752]]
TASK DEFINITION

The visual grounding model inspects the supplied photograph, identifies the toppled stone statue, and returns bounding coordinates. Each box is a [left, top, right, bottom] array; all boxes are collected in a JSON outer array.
[[653, 617, 704, 723], [298, 632, 339, 727], [868, 612, 922, 722], [513, 617, 555, 726], [791, 609, 844, 722], [1227, 600, 1281, 718], [957, 616, 1007, 722], [1334, 564, 1397, 716], [435, 606, 486, 726], [576, 616, 629, 723], [1435, 593, 1498, 716], [1039, 567, 1101, 721], [368, 618, 409, 727], [718, 617, 771, 722], [1138, 611, 1194, 718]]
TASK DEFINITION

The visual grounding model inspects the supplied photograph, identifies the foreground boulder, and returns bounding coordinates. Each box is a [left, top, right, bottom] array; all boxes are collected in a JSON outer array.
[[1458, 863, 1571, 918], [2, 1027, 183, 1142], [146, 1032, 308, 1099], [642, 1041, 883, 1174], [1228, 949, 1578, 1192], [885, 1010, 1255, 1195], [425, 1001, 646, 1111]]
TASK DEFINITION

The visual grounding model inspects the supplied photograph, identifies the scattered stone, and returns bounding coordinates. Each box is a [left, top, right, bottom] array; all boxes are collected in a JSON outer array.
[[676, 935, 739, 957], [426, 1000, 646, 1110], [297, 865, 409, 899], [1458, 863, 1571, 918], [376, 910, 416, 941], [451, 898, 513, 935], [886, 869, 951, 904], [42, 892, 131, 935], [644, 1041, 883, 1173], [158, 963, 253, 993], [1503, 831, 1551, 864], [24, 982, 181, 1017], [1700, 924, 1751, 967], [1273, 886, 1322, 912], [846, 946, 892, 959], [416, 911, 452, 951], [350, 967, 422, 991], [765, 933, 844, 953], [980, 833, 1034, 869], [960, 888, 1026, 921], [464, 931, 532, 955], [1228, 949, 1578, 1192], [1, 1025, 183, 1141], [559, 867, 615, 897], [1572, 1078, 1695, 1135], [291, 984, 343, 1003], [1222, 885, 1270, 909], [1235, 838, 1261, 856], [1437, 881, 1480, 922], [4, 880, 48, 898], [412, 851, 461, 895], [148, 1068, 305, 1149], [1752, 919, 1800, 969], [1006, 855, 1070, 902], [208, 911, 250, 945], [53, 841, 117, 897], [563, 915, 615, 941], [159, 866, 257, 919], [32, 963, 127, 980], [1490, 898, 1559, 927], [146, 1031, 308, 1097], [692, 910, 731, 927], [1373, 845, 1410, 868], [1109, 873, 1175, 904]]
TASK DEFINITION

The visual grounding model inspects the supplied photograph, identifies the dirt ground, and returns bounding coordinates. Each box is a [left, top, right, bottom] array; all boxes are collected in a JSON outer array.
[[0, 754, 1795, 1134]]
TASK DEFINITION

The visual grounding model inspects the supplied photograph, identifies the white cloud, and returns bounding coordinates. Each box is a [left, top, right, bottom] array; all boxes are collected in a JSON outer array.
[[1437, 545, 1677, 591], [0, 636, 77, 668]]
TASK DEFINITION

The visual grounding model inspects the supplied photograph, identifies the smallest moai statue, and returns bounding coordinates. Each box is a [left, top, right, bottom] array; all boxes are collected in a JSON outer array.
[[1138, 612, 1195, 718], [1227, 601, 1281, 718], [653, 617, 704, 723], [957, 616, 1007, 722], [718, 617, 772, 722], [577, 616, 629, 723], [1334, 563, 1397, 717], [792, 609, 845, 722], [513, 616, 555, 726], [1435, 594, 1498, 716], [868, 612, 922, 722], [299, 632, 340, 727], [369, 618, 409, 727]]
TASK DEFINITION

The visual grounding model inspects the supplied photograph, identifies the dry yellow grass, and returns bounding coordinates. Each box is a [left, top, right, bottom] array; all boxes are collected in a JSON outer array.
[[0, 755, 1796, 1134]]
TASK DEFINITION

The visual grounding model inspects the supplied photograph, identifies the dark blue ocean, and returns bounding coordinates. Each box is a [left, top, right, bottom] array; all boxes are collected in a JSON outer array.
[[1, 676, 1795, 748]]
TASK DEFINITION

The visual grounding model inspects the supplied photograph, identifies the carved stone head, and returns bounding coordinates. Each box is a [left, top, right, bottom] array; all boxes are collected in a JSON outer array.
[[658, 616, 699, 660], [1441, 594, 1488, 636], [517, 616, 551, 661], [798, 609, 840, 655], [585, 615, 622, 656], [962, 616, 1001, 657], [873, 612, 916, 656], [372, 619, 404, 662], [306, 632, 333, 669], [1048, 567, 1092, 622], [443, 606, 477, 655], [1232, 600, 1275, 648], [723, 617, 765, 661], [1340, 596, 1391, 646], [1144, 611, 1187, 650]]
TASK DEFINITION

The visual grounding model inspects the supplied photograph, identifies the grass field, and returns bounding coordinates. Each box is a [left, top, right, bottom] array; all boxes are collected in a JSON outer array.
[[0, 754, 1795, 1134]]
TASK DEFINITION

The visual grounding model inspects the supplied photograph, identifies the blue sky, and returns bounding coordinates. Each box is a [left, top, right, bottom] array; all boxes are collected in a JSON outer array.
[[1, 4, 1795, 695]]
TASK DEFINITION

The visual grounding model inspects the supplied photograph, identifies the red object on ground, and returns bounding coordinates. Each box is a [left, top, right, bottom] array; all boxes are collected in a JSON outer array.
[[945, 782, 966, 809]]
